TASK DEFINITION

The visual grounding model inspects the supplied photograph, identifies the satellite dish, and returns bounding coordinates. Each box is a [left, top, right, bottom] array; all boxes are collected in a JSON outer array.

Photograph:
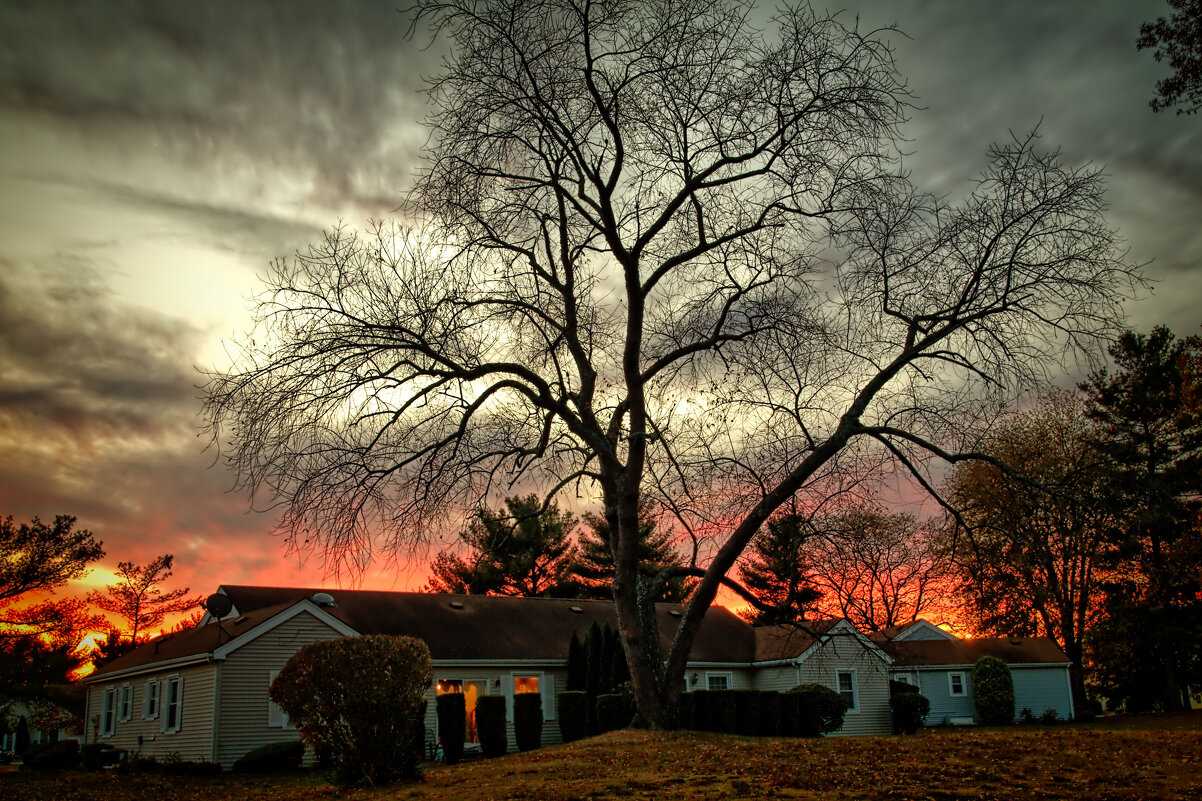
[[204, 593, 234, 619]]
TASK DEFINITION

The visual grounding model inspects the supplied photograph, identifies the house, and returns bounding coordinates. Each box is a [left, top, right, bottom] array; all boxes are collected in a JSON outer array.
[[1, 695, 82, 755], [80, 586, 1071, 767], [872, 620, 1076, 724]]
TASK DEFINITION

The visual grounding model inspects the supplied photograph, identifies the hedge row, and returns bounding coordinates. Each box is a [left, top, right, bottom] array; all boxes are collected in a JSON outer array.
[[679, 684, 847, 737]]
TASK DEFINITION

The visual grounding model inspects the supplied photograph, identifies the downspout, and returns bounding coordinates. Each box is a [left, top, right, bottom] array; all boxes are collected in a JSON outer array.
[[210, 659, 222, 765]]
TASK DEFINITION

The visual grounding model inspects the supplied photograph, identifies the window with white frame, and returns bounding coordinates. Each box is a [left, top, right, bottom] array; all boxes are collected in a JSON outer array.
[[836, 669, 858, 713], [161, 675, 183, 734], [511, 672, 553, 720], [895, 671, 919, 689], [267, 670, 291, 729], [117, 683, 133, 722], [143, 679, 160, 720], [100, 687, 117, 737], [948, 672, 966, 697], [706, 672, 732, 690]]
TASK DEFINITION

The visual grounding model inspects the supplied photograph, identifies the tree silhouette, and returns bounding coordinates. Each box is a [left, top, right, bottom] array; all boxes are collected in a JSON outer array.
[[87, 554, 201, 645], [205, 0, 1141, 727], [425, 495, 577, 596], [1, 515, 103, 641], [1138, 0, 1202, 115], [570, 511, 690, 602], [737, 514, 821, 626]]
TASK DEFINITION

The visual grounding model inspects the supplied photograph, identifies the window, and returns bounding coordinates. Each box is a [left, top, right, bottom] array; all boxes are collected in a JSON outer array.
[[100, 688, 116, 737], [267, 671, 291, 729], [161, 675, 183, 734], [836, 669, 858, 713], [510, 673, 553, 720], [143, 679, 160, 720], [895, 672, 918, 689], [948, 672, 966, 697], [117, 684, 133, 722], [438, 678, 487, 742], [706, 672, 732, 691]]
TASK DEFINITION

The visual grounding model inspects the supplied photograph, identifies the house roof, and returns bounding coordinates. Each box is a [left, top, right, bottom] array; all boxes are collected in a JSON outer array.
[[882, 636, 1070, 667], [752, 619, 841, 661], [218, 585, 753, 663], [89, 585, 757, 681]]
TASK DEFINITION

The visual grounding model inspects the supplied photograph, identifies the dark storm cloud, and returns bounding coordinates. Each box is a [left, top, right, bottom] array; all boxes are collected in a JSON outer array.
[[0, 0, 439, 213], [0, 254, 202, 442]]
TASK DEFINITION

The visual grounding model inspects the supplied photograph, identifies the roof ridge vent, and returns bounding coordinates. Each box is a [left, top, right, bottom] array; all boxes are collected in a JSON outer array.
[[449, 600, 465, 609], [311, 592, 337, 607]]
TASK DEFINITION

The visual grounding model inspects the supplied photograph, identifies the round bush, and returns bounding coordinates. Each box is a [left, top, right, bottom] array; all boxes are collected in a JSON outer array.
[[270, 634, 433, 786], [476, 695, 508, 758], [758, 690, 781, 736], [436, 693, 466, 764], [971, 655, 1015, 725], [788, 683, 846, 736], [19, 740, 79, 770], [514, 693, 544, 751], [890, 691, 930, 734], [233, 740, 304, 773], [557, 691, 588, 742]]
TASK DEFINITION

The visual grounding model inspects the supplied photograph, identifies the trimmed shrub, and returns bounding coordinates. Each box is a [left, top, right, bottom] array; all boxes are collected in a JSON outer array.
[[595, 693, 628, 733], [890, 691, 930, 734], [557, 691, 589, 742], [436, 693, 466, 765], [514, 694, 544, 751], [789, 683, 846, 736], [19, 739, 79, 770], [676, 692, 696, 730], [710, 690, 737, 733], [971, 655, 1015, 726], [233, 740, 304, 773], [1040, 708, 1060, 724], [758, 690, 781, 737], [890, 679, 919, 696], [778, 691, 802, 737], [271, 634, 433, 786], [733, 690, 760, 736], [476, 696, 508, 758], [690, 690, 711, 731]]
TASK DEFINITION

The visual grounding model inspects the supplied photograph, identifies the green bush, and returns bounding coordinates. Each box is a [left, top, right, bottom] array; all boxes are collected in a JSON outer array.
[[777, 691, 801, 737], [595, 693, 630, 733], [19, 739, 79, 770], [690, 690, 711, 731], [271, 634, 433, 786], [514, 694, 544, 751], [788, 683, 846, 736], [733, 690, 760, 736], [890, 691, 930, 734], [758, 690, 781, 737], [557, 691, 589, 742], [436, 693, 466, 764], [233, 740, 304, 773], [1040, 708, 1060, 724], [709, 690, 737, 733], [890, 679, 920, 696], [971, 656, 1015, 726], [476, 696, 508, 758]]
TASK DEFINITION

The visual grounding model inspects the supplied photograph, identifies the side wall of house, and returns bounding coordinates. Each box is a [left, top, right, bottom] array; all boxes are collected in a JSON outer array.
[[909, 668, 976, 724], [85, 662, 217, 762], [796, 638, 891, 736], [1012, 666, 1074, 722], [424, 664, 569, 753], [750, 664, 801, 692], [215, 613, 347, 767]]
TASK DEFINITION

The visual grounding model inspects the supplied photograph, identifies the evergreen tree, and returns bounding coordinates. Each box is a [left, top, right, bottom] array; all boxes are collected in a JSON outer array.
[[584, 622, 603, 733], [425, 495, 578, 596], [1083, 326, 1202, 711], [566, 631, 587, 691], [737, 515, 822, 626], [87, 554, 201, 645], [569, 512, 690, 602]]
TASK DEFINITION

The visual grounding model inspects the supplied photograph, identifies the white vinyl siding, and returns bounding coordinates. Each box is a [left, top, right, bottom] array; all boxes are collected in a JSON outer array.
[[1012, 666, 1075, 722], [86, 662, 216, 762], [266, 670, 291, 728], [794, 634, 891, 736]]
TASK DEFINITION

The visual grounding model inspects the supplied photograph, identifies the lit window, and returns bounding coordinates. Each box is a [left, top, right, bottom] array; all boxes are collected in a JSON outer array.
[[836, 670, 858, 713], [514, 676, 539, 694], [706, 673, 731, 691], [948, 672, 966, 697], [161, 675, 183, 734], [437, 679, 465, 695]]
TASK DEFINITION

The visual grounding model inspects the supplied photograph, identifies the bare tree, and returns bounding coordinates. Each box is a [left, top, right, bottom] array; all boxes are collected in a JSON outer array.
[[807, 507, 953, 632], [204, 0, 1140, 728], [87, 555, 201, 644]]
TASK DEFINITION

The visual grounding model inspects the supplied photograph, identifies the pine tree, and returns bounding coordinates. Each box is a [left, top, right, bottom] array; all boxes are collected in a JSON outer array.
[[569, 512, 691, 602], [737, 515, 822, 626], [566, 631, 587, 691], [87, 554, 200, 644]]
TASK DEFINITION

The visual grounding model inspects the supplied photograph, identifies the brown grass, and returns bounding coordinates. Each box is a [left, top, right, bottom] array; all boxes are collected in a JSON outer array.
[[4, 719, 1202, 801]]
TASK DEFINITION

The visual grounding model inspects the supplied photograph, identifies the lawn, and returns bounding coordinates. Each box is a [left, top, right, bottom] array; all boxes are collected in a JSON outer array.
[[4, 719, 1201, 801]]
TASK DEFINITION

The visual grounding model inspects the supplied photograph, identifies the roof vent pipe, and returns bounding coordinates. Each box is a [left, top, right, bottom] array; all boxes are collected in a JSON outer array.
[[311, 592, 337, 607]]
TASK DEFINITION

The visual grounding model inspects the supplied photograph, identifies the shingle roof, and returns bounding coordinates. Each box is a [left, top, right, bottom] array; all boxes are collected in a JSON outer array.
[[88, 586, 757, 680], [219, 585, 753, 662], [882, 636, 1070, 667], [753, 619, 842, 661]]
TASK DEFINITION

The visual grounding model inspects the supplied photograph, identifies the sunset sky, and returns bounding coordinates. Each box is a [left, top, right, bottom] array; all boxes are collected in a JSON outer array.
[[1, 1, 1200, 625]]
